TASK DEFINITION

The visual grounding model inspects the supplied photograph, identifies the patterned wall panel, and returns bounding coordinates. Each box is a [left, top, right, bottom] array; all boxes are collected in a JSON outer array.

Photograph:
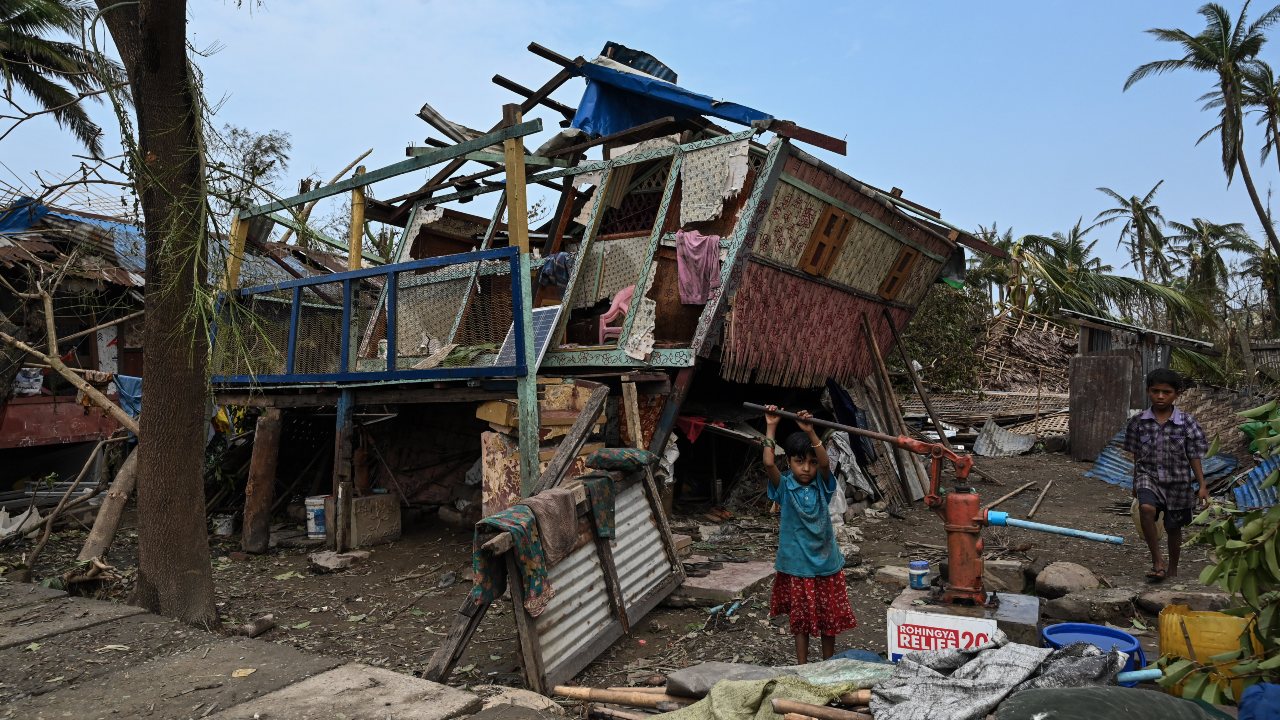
[[568, 234, 651, 310], [826, 222, 902, 294], [751, 182, 823, 267], [896, 253, 944, 307]]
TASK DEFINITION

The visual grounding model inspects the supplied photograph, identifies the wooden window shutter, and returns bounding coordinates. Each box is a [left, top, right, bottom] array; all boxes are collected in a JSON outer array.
[[878, 245, 920, 300], [799, 205, 853, 276]]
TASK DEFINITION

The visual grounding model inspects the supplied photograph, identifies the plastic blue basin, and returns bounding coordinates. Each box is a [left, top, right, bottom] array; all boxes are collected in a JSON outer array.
[[1041, 622, 1147, 686]]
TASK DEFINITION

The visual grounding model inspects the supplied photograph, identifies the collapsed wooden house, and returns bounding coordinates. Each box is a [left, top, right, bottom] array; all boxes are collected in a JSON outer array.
[[206, 41, 1002, 686]]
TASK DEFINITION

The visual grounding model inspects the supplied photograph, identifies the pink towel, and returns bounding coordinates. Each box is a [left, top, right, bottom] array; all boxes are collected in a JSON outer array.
[[675, 230, 721, 304]]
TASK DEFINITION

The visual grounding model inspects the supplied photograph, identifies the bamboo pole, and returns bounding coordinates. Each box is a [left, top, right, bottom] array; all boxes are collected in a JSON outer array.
[[982, 481, 1036, 511], [1027, 478, 1054, 519], [552, 687, 694, 708], [348, 166, 367, 271]]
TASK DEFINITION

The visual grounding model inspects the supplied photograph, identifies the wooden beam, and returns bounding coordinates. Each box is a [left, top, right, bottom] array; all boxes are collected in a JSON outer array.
[[532, 383, 609, 495], [622, 382, 643, 449], [241, 119, 543, 219], [421, 595, 493, 683], [242, 408, 282, 554], [505, 104, 541, 495], [348, 166, 366, 271], [761, 119, 847, 156], [462, 151, 570, 167], [266, 212, 382, 265], [387, 67, 577, 222], [527, 41, 577, 68], [222, 215, 249, 291], [492, 74, 576, 119], [542, 116, 678, 158]]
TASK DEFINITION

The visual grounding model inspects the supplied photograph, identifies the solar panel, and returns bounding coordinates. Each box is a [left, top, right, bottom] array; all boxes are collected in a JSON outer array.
[[493, 305, 564, 369]]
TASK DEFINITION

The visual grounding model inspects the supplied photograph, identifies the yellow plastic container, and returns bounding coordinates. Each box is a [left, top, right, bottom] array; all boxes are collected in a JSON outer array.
[[1158, 604, 1262, 699]]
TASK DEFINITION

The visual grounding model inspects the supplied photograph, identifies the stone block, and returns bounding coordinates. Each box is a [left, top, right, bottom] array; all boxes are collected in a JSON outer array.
[[1044, 587, 1139, 623], [669, 555, 774, 604], [875, 565, 911, 589], [1136, 589, 1233, 615], [984, 559, 1029, 593], [350, 494, 401, 547], [208, 662, 481, 720], [1035, 561, 1100, 599]]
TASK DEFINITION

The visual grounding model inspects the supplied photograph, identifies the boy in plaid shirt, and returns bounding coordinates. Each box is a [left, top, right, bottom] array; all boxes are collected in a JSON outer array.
[[1123, 368, 1208, 581]]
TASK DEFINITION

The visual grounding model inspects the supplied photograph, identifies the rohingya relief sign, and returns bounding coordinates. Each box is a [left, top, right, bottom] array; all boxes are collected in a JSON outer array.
[[887, 607, 997, 661]]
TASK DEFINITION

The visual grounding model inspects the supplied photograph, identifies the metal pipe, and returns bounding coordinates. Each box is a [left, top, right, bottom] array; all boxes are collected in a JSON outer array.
[[742, 402, 899, 445], [1116, 668, 1161, 684], [986, 510, 1124, 545]]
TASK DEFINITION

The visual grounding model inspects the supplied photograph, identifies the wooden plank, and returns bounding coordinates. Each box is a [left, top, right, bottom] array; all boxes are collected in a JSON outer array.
[[506, 553, 549, 694], [621, 382, 643, 449], [642, 467, 683, 578], [242, 408, 282, 554], [861, 312, 925, 501], [1069, 354, 1133, 461], [421, 595, 493, 683], [532, 383, 610, 495], [763, 119, 848, 156], [587, 502, 630, 633]]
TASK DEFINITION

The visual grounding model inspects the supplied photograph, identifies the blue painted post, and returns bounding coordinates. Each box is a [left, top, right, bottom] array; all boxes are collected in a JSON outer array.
[[385, 271, 398, 373], [339, 279, 352, 374], [286, 287, 301, 374], [503, 104, 542, 495], [333, 388, 355, 551]]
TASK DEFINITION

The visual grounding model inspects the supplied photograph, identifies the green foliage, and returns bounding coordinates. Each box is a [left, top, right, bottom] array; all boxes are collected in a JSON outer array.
[[899, 284, 986, 392]]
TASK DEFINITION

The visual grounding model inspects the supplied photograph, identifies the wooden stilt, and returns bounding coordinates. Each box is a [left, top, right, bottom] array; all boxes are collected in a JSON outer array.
[[333, 389, 355, 551], [242, 408, 283, 554]]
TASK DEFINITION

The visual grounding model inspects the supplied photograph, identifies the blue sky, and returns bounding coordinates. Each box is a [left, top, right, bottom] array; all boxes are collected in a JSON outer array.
[[2, 1, 1275, 272]]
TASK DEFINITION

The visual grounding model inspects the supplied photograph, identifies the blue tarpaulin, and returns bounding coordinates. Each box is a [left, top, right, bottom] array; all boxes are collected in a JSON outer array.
[[1084, 429, 1238, 490], [115, 375, 142, 419], [570, 61, 772, 138]]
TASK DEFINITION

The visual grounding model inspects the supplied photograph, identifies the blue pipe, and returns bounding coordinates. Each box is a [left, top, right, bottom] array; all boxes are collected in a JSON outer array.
[[987, 511, 1124, 545], [1116, 668, 1162, 684]]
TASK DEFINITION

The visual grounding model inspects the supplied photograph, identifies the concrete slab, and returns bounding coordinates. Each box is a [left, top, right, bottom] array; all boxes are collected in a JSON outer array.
[[207, 663, 482, 720], [983, 560, 1028, 594], [15, 638, 344, 719], [0, 597, 145, 650], [469, 703, 565, 720], [0, 612, 214, 704], [0, 581, 67, 612], [669, 555, 774, 604], [875, 565, 911, 589]]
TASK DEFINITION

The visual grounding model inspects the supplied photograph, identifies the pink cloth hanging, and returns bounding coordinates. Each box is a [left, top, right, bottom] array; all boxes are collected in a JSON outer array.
[[675, 229, 721, 304]]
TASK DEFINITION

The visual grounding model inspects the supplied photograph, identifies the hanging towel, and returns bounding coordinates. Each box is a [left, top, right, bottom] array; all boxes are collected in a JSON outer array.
[[522, 487, 579, 567], [675, 229, 721, 304], [467, 504, 555, 616]]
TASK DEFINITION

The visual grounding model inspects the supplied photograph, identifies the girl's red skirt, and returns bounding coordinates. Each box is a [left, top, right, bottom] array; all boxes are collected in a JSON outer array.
[[769, 570, 857, 637]]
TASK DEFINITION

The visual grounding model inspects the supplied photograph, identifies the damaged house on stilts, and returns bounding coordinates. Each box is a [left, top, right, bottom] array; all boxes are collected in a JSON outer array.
[[208, 42, 1003, 691]]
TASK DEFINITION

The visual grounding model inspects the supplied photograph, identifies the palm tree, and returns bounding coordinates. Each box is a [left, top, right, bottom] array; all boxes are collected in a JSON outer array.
[[1009, 220, 1203, 323], [1242, 60, 1280, 174], [1166, 218, 1258, 300], [1092, 182, 1172, 283], [1241, 246, 1280, 332], [0, 0, 122, 154], [966, 222, 1016, 311], [1125, 2, 1280, 262]]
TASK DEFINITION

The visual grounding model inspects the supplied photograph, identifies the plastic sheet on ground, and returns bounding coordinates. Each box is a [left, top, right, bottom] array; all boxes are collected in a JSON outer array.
[[995, 686, 1220, 720], [659, 661, 892, 720], [666, 659, 893, 699], [1084, 429, 1238, 490], [869, 633, 1127, 720], [973, 419, 1037, 457]]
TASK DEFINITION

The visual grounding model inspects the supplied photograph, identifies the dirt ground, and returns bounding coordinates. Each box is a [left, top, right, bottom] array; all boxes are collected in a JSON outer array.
[[0, 451, 1212, 693]]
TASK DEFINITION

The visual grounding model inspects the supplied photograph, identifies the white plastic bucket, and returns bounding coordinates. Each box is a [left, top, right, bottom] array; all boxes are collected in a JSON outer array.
[[305, 496, 329, 539], [211, 514, 237, 537]]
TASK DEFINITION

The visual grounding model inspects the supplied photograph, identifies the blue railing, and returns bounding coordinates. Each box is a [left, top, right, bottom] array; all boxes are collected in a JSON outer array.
[[211, 246, 527, 386]]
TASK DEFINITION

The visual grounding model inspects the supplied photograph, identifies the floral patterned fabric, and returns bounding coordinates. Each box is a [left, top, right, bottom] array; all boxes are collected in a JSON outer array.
[[587, 447, 658, 472], [468, 504, 555, 617], [769, 570, 857, 637], [581, 472, 617, 538]]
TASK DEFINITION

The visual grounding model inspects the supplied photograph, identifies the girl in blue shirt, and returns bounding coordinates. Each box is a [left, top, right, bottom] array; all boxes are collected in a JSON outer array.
[[763, 405, 857, 663]]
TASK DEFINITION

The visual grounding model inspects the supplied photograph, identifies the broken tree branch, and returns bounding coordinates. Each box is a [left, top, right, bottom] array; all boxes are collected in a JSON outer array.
[[78, 446, 138, 561], [278, 148, 374, 245], [982, 481, 1036, 511], [22, 436, 127, 576]]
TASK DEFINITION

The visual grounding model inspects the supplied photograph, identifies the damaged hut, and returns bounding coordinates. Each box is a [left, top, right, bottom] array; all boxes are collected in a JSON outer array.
[[206, 41, 1001, 688]]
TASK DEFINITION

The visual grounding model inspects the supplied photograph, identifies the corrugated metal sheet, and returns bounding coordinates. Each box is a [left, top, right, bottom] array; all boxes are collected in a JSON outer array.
[[612, 482, 673, 607], [1232, 457, 1280, 510], [973, 419, 1036, 457], [1084, 429, 1239, 489], [535, 540, 614, 679]]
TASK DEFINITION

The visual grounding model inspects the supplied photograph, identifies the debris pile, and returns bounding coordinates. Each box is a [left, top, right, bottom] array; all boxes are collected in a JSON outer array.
[[978, 314, 1075, 394]]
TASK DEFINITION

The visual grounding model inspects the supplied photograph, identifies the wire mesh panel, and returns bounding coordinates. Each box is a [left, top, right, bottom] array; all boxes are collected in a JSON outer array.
[[211, 246, 527, 384]]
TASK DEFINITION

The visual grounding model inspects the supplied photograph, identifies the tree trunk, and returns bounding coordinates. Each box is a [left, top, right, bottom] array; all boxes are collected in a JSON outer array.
[[78, 447, 138, 562], [96, 0, 219, 629]]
